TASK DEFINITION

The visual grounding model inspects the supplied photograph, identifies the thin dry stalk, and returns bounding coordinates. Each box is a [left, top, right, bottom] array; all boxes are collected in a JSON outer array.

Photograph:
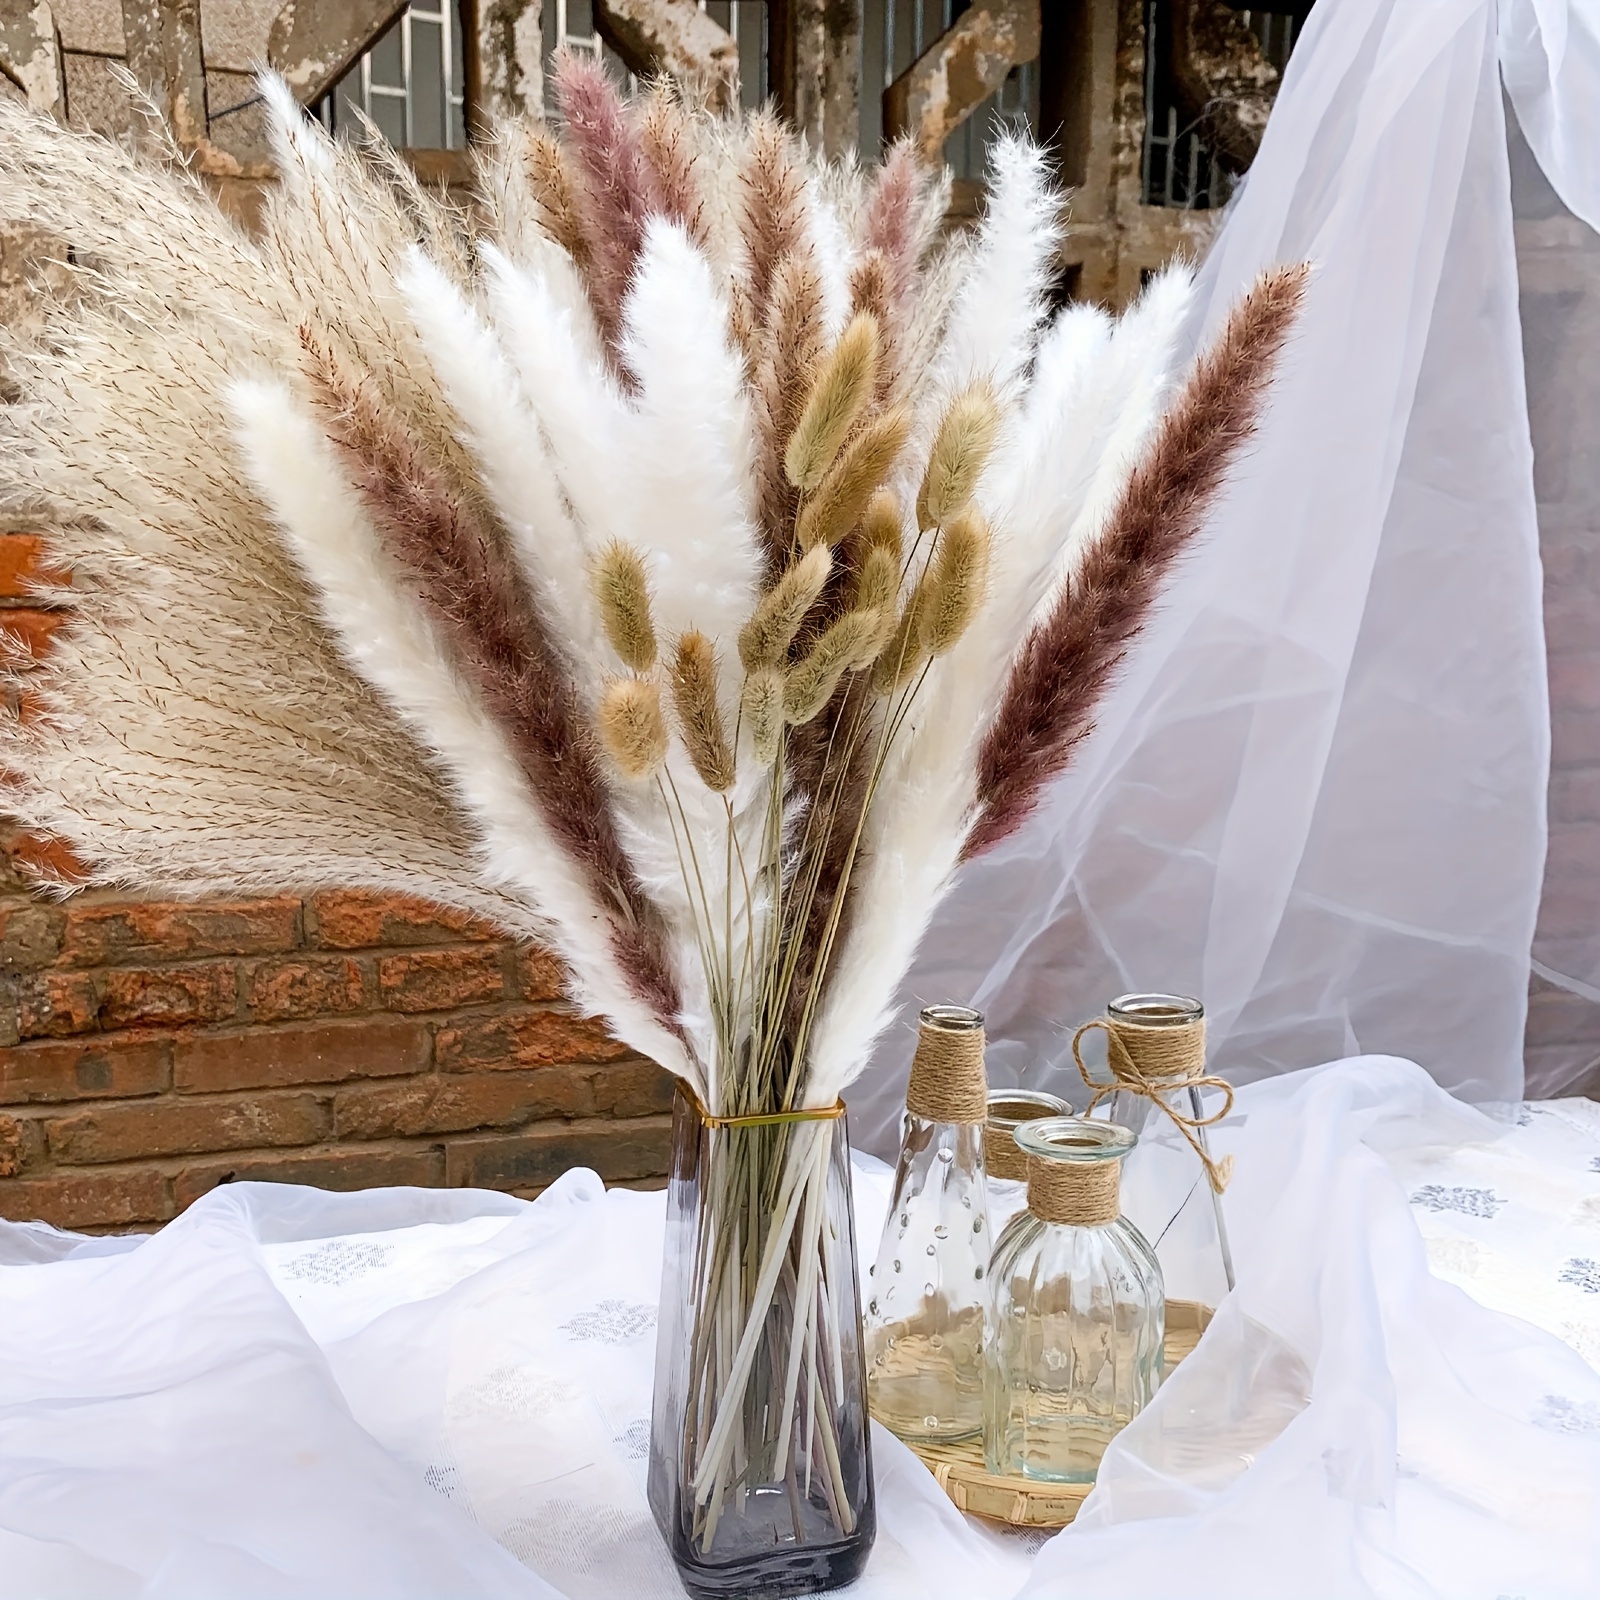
[[966, 264, 1310, 858]]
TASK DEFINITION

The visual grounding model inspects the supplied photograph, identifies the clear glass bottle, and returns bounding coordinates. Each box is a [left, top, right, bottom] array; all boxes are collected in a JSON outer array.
[[864, 1005, 991, 1443], [1087, 993, 1235, 1312], [984, 1117, 1164, 1483]]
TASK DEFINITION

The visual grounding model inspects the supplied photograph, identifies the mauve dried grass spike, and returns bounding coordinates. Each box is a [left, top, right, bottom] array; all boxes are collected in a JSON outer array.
[[552, 49, 664, 358], [964, 263, 1310, 860], [299, 329, 684, 1029]]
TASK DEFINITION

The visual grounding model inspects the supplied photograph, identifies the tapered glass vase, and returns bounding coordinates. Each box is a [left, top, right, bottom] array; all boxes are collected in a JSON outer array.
[[648, 1085, 875, 1600]]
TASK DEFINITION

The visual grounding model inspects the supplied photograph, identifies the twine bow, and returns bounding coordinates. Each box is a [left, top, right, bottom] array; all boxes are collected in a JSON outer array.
[[1071, 1015, 1236, 1193]]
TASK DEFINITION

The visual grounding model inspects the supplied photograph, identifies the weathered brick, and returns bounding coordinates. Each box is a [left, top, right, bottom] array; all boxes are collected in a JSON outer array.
[[46, 1092, 329, 1166], [0, 902, 65, 972], [0, 533, 52, 600], [515, 944, 566, 1002], [446, 1115, 672, 1190], [246, 956, 367, 1023], [173, 1014, 430, 1092], [0, 607, 65, 660], [378, 947, 506, 1013], [309, 888, 494, 949], [15, 969, 99, 1038], [588, 1059, 677, 1118], [0, 1168, 173, 1227], [335, 1069, 590, 1141], [59, 897, 301, 967], [435, 1007, 632, 1071], [0, 1112, 23, 1176], [96, 963, 238, 1030], [0, 1034, 170, 1103], [176, 1143, 445, 1210]]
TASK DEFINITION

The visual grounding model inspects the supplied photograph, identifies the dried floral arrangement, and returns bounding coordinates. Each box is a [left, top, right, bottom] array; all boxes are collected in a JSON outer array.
[[0, 61, 1303, 1556]]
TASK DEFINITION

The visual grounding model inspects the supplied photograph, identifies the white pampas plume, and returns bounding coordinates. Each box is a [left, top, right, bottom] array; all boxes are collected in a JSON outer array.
[[227, 377, 697, 1090], [398, 246, 608, 708]]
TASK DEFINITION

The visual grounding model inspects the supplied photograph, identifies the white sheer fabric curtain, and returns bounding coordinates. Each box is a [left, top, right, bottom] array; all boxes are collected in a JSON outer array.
[[850, 0, 1600, 1154]]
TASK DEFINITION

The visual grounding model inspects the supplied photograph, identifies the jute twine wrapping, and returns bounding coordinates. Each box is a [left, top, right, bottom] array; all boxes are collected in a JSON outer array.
[[906, 1009, 988, 1125], [985, 1123, 1030, 1182], [1071, 1011, 1235, 1193], [1027, 1154, 1121, 1226]]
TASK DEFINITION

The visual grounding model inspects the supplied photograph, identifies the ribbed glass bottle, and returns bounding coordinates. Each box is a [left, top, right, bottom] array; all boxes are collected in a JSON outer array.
[[864, 1005, 991, 1443], [984, 1117, 1164, 1483]]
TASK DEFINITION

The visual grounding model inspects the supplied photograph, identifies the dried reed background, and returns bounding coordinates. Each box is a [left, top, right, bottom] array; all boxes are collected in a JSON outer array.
[[0, 57, 1304, 1119]]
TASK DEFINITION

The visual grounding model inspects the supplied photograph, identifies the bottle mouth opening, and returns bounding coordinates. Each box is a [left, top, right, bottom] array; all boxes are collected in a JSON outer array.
[[918, 1003, 984, 1032], [985, 1089, 1071, 1127], [1014, 1115, 1136, 1162], [1108, 991, 1203, 1026]]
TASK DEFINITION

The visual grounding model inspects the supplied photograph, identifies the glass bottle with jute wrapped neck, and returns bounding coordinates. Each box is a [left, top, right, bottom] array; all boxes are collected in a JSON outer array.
[[864, 1005, 992, 1443], [984, 1117, 1164, 1483], [1075, 993, 1235, 1315]]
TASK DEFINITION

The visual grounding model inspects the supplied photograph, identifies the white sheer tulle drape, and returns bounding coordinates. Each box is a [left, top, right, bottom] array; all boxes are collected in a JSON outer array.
[[853, 0, 1597, 1153]]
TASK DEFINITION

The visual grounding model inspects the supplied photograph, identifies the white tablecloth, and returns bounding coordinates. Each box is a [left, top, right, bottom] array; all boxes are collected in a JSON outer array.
[[2, 1058, 1598, 1599]]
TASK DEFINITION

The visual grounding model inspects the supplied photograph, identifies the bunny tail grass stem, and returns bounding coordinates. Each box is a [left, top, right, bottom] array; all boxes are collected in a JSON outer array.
[[966, 263, 1310, 859]]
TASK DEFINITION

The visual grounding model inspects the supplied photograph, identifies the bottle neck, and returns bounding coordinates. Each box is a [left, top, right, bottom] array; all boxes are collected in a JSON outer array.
[[906, 1022, 987, 1125], [1027, 1157, 1121, 1226]]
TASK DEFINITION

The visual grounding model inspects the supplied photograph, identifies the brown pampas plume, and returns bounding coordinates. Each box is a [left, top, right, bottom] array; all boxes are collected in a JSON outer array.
[[742, 668, 785, 766], [738, 544, 832, 670], [965, 263, 1310, 860], [752, 250, 826, 566], [918, 506, 990, 657], [638, 84, 705, 245], [593, 540, 659, 671], [298, 330, 683, 1025], [849, 250, 899, 404], [670, 631, 735, 792], [785, 313, 880, 494], [917, 383, 1002, 530], [600, 676, 670, 780], [738, 111, 808, 326], [784, 611, 878, 724], [522, 127, 592, 270], [797, 406, 911, 550], [552, 50, 663, 357]]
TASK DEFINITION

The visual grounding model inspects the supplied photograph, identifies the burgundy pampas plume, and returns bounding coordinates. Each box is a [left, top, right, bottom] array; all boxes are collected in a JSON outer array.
[[964, 263, 1311, 860], [861, 141, 922, 301], [298, 329, 684, 1029], [552, 49, 664, 359]]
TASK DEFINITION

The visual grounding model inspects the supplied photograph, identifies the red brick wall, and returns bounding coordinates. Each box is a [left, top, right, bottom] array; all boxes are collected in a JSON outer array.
[[0, 528, 674, 1229]]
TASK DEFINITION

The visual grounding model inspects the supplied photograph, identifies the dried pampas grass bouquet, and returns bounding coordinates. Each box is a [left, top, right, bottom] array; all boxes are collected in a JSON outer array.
[[0, 55, 1305, 1592]]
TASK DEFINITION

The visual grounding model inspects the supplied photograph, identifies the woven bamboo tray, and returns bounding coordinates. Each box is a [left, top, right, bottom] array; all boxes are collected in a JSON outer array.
[[904, 1299, 1213, 1529]]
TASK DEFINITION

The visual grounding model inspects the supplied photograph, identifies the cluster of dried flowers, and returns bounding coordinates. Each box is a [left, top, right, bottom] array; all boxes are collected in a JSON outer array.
[[0, 57, 1305, 1115]]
